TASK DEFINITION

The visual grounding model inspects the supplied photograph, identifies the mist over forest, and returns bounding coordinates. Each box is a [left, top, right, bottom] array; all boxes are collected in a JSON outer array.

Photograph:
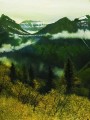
[[0, 14, 90, 120]]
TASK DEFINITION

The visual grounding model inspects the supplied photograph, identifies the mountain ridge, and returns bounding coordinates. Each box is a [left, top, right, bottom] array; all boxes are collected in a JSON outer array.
[[1, 14, 90, 35], [37, 15, 90, 34], [0, 14, 30, 35], [20, 20, 46, 34]]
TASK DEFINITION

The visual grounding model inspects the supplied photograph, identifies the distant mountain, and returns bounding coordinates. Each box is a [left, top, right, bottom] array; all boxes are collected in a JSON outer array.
[[0, 14, 90, 73], [37, 15, 90, 34], [37, 17, 78, 34], [0, 14, 90, 47], [20, 20, 46, 34], [75, 15, 90, 30], [0, 14, 29, 35]]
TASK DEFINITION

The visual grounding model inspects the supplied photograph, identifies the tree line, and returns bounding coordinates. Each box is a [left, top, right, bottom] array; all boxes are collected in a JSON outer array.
[[9, 58, 76, 94]]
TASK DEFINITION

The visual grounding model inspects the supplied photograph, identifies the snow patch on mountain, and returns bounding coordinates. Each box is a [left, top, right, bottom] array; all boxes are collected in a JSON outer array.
[[78, 16, 88, 20], [77, 16, 89, 30], [20, 21, 46, 34]]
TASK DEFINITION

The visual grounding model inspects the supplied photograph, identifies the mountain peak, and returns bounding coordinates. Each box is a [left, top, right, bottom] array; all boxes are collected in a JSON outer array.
[[56, 17, 71, 23], [1, 14, 9, 17], [0, 14, 16, 24], [1, 14, 10, 20], [78, 16, 88, 21], [0, 14, 29, 35], [37, 16, 77, 34], [1, 14, 6, 18], [60, 17, 70, 20], [20, 20, 46, 34]]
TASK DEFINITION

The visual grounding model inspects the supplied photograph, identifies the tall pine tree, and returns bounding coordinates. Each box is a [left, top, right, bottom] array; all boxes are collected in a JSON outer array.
[[46, 65, 54, 92], [28, 64, 35, 87], [10, 63, 16, 82], [22, 65, 28, 83], [64, 58, 74, 94]]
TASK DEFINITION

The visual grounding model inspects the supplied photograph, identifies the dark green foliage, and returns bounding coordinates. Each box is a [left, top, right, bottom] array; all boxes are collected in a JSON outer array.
[[64, 58, 74, 94], [28, 64, 35, 87], [0, 14, 29, 35], [0, 25, 21, 46], [78, 62, 90, 98], [22, 65, 28, 83], [32, 38, 90, 69], [0, 26, 9, 46], [38, 17, 78, 34], [89, 88, 90, 99], [10, 63, 16, 82], [45, 66, 54, 92]]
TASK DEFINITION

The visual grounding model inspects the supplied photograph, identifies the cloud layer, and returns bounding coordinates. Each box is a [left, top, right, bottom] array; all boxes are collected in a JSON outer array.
[[51, 30, 90, 39]]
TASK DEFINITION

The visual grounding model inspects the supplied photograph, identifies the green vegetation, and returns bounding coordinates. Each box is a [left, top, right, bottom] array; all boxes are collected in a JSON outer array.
[[0, 92, 90, 120], [0, 14, 29, 35], [0, 14, 90, 120], [32, 40, 90, 69], [38, 17, 78, 34], [64, 58, 75, 94], [0, 58, 90, 120]]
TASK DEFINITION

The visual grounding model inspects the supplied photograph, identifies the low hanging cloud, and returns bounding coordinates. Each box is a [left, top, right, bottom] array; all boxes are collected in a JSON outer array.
[[51, 30, 90, 39], [0, 44, 14, 53], [0, 40, 35, 53]]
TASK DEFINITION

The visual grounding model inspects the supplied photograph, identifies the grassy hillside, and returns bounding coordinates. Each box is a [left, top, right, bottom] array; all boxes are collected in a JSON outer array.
[[0, 94, 90, 120], [0, 53, 90, 120]]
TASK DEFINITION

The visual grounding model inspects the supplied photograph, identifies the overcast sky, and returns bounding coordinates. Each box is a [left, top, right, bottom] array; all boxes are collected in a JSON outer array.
[[0, 0, 90, 23]]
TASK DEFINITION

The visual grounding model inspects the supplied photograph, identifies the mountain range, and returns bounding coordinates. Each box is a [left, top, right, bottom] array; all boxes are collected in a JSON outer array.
[[1, 14, 90, 35], [0, 14, 90, 71], [38, 15, 90, 34], [0, 14, 29, 35], [20, 20, 46, 34]]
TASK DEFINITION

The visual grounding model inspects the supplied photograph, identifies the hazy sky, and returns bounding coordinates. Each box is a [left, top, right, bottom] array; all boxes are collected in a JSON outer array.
[[0, 0, 90, 23]]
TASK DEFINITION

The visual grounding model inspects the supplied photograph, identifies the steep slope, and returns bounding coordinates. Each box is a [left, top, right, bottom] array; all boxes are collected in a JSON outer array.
[[38, 17, 78, 34], [0, 36, 90, 69], [78, 61, 90, 89], [79, 62, 90, 73], [0, 14, 29, 35], [75, 15, 90, 30], [0, 26, 10, 46], [37, 15, 90, 34]]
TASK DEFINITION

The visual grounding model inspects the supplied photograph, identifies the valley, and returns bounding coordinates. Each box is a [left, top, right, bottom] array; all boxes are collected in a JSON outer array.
[[0, 14, 90, 120]]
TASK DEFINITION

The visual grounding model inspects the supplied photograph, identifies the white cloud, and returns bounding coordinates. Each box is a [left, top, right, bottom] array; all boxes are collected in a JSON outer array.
[[0, 40, 35, 53], [51, 30, 90, 39], [51, 30, 90, 48]]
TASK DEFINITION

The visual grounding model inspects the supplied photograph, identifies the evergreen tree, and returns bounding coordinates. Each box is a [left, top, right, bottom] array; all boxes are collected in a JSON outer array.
[[22, 65, 28, 83], [28, 64, 35, 87], [10, 63, 16, 82], [88, 87, 90, 99], [64, 58, 74, 94], [46, 66, 54, 92]]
